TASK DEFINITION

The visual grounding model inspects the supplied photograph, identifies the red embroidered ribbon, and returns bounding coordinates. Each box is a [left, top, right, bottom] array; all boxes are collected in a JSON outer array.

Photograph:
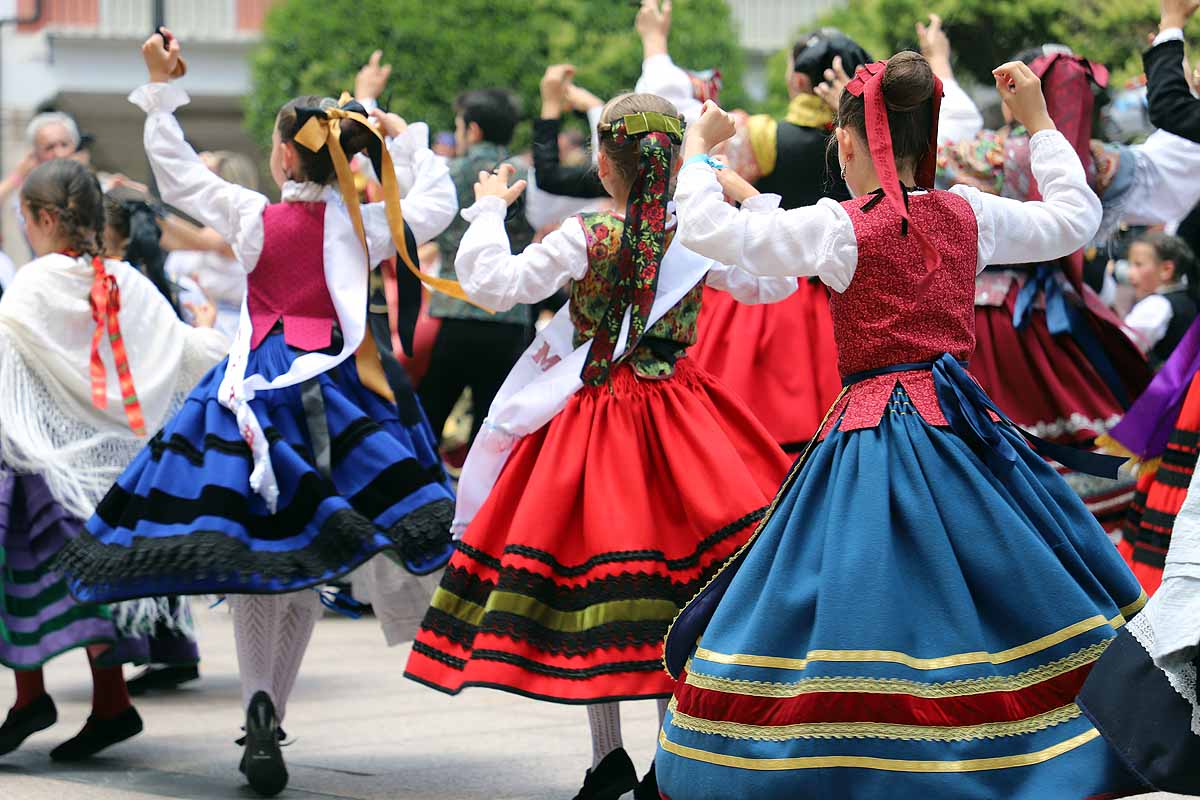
[[580, 131, 674, 386], [844, 60, 944, 273], [88, 255, 146, 436]]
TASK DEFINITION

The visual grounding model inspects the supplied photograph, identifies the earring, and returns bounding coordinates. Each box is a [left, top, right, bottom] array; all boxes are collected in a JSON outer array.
[[840, 164, 847, 181]]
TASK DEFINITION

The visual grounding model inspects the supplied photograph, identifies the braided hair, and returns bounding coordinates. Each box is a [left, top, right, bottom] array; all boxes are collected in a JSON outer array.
[[20, 159, 105, 256]]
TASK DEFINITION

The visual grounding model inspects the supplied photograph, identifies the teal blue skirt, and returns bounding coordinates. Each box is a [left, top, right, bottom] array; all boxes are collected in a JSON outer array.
[[657, 384, 1148, 799]]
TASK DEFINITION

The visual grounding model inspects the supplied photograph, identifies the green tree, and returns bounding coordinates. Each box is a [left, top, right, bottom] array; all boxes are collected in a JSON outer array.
[[763, 0, 1200, 113], [246, 0, 746, 149]]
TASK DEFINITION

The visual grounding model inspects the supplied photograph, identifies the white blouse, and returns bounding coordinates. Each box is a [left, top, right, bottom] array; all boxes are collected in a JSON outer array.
[[453, 194, 798, 314], [675, 129, 1102, 292], [129, 82, 457, 270], [1123, 289, 1180, 354], [130, 81, 458, 510]]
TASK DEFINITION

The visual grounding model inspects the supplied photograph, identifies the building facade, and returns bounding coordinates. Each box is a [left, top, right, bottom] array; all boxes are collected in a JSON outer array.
[[0, 0, 842, 262]]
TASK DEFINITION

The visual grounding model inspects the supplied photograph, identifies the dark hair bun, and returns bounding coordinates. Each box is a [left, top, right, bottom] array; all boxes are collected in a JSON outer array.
[[882, 51, 935, 114], [338, 117, 375, 158]]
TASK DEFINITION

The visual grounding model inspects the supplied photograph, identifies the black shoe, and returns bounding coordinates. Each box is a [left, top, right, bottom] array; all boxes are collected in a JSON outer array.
[[633, 761, 658, 800], [127, 665, 200, 697], [0, 695, 57, 757], [236, 727, 287, 774], [572, 747, 639, 800], [240, 691, 288, 797], [49, 706, 142, 761]]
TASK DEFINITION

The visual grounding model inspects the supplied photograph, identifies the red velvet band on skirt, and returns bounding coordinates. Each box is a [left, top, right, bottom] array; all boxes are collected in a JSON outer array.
[[404, 358, 791, 703], [692, 282, 841, 450]]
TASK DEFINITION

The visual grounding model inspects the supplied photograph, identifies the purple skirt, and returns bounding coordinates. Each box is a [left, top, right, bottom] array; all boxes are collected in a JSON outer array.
[[0, 470, 116, 669]]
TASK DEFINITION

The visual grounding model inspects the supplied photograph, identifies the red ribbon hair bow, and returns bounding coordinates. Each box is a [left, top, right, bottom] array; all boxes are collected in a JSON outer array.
[[844, 59, 944, 274]]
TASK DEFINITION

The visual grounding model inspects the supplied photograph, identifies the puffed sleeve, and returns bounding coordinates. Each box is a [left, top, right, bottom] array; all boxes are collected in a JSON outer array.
[[675, 161, 859, 292], [453, 197, 590, 311], [702, 194, 798, 303], [129, 83, 268, 270], [951, 129, 1101, 269]]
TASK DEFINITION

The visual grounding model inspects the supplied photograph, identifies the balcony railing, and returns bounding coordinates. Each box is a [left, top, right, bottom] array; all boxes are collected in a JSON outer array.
[[19, 0, 272, 40], [728, 0, 846, 52]]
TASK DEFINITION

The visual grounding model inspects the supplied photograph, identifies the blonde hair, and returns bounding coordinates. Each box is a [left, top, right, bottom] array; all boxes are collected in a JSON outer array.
[[599, 92, 682, 191], [205, 150, 259, 191]]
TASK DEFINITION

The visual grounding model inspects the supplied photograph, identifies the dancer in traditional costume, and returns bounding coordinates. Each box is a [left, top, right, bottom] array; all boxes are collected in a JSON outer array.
[[938, 43, 1200, 537], [696, 16, 982, 451], [656, 53, 1147, 800], [0, 158, 226, 760], [404, 92, 794, 800], [101, 191, 208, 694], [55, 31, 460, 795]]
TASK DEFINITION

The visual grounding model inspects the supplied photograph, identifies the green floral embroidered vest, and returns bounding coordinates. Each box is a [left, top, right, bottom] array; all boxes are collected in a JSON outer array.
[[571, 212, 703, 380]]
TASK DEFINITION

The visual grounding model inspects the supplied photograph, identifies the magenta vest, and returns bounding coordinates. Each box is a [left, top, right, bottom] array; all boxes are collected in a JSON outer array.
[[247, 202, 337, 351]]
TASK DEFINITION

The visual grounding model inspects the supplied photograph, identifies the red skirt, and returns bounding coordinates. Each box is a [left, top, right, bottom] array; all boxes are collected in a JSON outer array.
[[973, 295, 1126, 441], [972, 283, 1149, 535], [405, 359, 791, 703], [691, 282, 841, 450], [1119, 371, 1200, 595]]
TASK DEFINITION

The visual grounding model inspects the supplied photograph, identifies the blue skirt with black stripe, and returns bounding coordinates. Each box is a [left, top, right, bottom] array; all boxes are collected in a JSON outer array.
[[58, 331, 455, 601]]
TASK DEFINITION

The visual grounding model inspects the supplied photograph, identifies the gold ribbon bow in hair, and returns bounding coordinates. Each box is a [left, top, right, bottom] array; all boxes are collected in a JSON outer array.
[[292, 92, 489, 311]]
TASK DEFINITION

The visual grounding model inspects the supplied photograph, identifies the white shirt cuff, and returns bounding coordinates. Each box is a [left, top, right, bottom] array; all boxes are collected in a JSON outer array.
[[1154, 27, 1185, 45], [128, 82, 190, 114], [389, 121, 430, 160], [461, 195, 508, 222]]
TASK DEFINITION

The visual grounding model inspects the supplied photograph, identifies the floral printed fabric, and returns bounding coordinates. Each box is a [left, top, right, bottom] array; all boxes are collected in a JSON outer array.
[[573, 211, 702, 381], [579, 131, 679, 385]]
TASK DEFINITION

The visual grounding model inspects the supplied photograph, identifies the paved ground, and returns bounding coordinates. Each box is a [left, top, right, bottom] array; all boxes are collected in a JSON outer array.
[[0, 609, 659, 799], [0, 609, 1186, 799]]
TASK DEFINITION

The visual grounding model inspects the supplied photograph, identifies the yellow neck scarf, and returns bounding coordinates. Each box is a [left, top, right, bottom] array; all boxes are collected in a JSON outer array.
[[785, 94, 835, 130]]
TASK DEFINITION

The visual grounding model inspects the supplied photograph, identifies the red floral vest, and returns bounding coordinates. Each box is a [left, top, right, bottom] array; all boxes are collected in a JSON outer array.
[[821, 190, 980, 436]]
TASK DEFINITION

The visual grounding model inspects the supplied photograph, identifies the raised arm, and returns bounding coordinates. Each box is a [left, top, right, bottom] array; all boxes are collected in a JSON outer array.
[[917, 14, 984, 145], [634, 0, 704, 122], [955, 130, 1101, 267], [131, 33, 267, 269], [696, 192, 797, 303], [1145, 0, 1200, 142], [534, 64, 607, 199], [455, 177, 589, 312], [957, 60, 1101, 267], [362, 114, 458, 262], [1144, 36, 1200, 142], [675, 103, 858, 288]]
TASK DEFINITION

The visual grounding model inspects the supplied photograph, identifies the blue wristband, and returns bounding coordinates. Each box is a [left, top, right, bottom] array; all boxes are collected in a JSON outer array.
[[683, 154, 724, 170]]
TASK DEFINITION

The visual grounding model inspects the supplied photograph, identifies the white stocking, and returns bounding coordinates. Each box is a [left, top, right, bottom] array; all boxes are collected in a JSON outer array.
[[587, 702, 623, 768], [229, 594, 282, 713], [270, 590, 321, 722]]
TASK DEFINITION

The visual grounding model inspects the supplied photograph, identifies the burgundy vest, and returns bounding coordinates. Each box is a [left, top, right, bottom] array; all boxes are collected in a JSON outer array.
[[821, 190, 979, 436], [247, 202, 337, 350]]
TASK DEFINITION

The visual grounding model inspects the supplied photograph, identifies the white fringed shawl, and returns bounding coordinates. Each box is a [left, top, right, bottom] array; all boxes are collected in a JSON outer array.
[[0, 253, 227, 520]]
